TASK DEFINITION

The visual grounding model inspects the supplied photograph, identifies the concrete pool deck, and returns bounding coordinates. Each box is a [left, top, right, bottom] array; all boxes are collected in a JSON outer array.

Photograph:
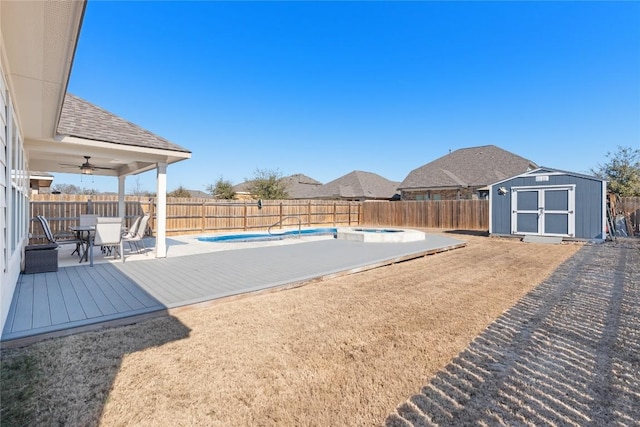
[[2, 233, 466, 345]]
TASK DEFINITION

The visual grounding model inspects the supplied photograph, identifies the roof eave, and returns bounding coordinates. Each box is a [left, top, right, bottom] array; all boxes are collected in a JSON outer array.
[[1, 1, 86, 140]]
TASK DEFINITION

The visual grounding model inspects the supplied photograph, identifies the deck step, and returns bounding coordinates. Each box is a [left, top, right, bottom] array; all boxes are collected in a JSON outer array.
[[522, 235, 563, 244]]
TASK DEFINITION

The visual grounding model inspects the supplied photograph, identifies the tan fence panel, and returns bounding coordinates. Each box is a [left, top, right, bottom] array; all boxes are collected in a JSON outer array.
[[362, 200, 489, 230], [29, 195, 153, 242], [29, 195, 364, 239]]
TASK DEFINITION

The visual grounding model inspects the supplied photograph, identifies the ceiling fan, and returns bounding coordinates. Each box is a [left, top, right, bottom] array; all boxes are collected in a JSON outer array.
[[59, 156, 115, 175]]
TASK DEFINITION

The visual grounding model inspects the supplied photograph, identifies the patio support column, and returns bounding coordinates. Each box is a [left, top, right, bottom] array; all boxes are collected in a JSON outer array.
[[118, 175, 126, 218], [155, 162, 167, 258]]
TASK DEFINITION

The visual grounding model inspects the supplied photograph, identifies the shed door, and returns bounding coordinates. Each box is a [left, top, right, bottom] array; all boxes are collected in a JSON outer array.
[[512, 186, 575, 237]]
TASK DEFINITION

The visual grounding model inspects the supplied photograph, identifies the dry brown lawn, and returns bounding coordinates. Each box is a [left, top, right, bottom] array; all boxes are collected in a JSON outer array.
[[0, 233, 580, 426]]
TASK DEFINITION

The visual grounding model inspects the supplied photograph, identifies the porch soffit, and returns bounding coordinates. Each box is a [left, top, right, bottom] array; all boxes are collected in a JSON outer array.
[[26, 137, 190, 177], [1, 1, 85, 140]]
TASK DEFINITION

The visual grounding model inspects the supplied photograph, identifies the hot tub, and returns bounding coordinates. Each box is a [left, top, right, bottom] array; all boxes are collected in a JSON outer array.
[[336, 227, 426, 243]]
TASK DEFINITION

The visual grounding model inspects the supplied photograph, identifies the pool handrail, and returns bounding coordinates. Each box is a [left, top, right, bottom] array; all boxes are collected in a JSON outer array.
[[268, 215, 301, 238]]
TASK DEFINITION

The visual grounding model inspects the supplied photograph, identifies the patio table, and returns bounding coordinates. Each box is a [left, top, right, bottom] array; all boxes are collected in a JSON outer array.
[[70, 225, 95, 266]]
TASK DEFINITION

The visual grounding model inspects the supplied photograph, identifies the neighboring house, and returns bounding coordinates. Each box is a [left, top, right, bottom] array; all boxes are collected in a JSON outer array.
[[309, 170, 400, 201], [230, 181, 255, 200], [233, 173, 322, 200], [29, 171, 54, 195], [398, 145, 538, 201], [1, 1, 191, 333]]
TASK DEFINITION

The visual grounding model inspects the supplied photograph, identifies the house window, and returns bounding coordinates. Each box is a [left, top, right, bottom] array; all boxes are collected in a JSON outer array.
[[432, 194, 441, 201], [8, 103, 27, 255]]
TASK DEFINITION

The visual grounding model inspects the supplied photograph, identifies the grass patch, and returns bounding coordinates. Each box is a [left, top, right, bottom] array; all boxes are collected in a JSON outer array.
[[1, 352, 40, 426], [0, 234, 583, 425]]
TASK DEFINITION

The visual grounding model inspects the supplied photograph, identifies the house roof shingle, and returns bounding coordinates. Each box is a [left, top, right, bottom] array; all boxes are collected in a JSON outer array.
[[311, 170, 400, 200], [57, 93, 191, 153], [233, 173, 322, 199], [398, 145, 537, 190]]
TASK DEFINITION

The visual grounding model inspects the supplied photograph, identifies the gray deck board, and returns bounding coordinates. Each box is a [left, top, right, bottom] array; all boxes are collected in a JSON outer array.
[[56, 268, 88, 322], [2, 235, 465, 342], [44, 272, 70, 325], [90, 265, 142, 311], [85, 267, 135, 313], [11, 274, 34, 332], [32, 274, 51, 329], [73, 267, 117, 316], [94, 264, 156, 308], [65, 268, 104, 318]]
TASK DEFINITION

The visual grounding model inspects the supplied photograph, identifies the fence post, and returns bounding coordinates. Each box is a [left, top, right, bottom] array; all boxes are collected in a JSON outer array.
[[348, 203, 351, 226], [333, 202, 337, 226], [279, 202, 283, 229], [149, 198, 155, 236], [308, 201, 312, 226], [201, 200, 206, 233], [243, 201, 248, 231], [87, 198, 93, 214]]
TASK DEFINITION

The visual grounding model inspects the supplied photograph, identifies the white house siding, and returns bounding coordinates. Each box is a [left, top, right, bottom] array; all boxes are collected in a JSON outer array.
[[0, 57, 29, 333]]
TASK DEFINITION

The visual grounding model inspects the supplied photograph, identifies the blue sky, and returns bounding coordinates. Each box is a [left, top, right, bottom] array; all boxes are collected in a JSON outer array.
[[59, 1, 640, 194]]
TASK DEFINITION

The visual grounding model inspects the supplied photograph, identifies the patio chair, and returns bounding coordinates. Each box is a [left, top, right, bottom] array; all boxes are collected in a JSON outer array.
[[94, 217, 125, 263], [36, 215, 82, 254], [79, 214, 98, 227], [122, 215, 142, 239], [123, 213, 150, 255], [79, 214, 97, 243]]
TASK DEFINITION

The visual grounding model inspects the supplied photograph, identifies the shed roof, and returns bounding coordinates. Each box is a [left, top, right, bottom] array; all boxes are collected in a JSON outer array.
[[57, 94, 191, 154], [311, 170, 400, 200], [489, 167, 607, 187], [399, 145, 537, 190]]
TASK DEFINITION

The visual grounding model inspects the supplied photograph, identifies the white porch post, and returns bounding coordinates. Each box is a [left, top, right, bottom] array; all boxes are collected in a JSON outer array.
[[155, 162, 167, 258], [118, 175, 126, 218]]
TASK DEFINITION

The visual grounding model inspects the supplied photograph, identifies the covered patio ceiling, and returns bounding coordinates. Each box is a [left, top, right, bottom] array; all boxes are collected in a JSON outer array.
[[27, 137, 190, 178]]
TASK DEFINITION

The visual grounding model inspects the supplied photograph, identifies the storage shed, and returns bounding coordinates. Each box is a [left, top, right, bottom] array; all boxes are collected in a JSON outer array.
[[489, 168, 607, 241]]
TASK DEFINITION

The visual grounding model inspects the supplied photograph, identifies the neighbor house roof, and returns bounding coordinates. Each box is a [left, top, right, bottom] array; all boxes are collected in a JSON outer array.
[[399, 145, 538, 190], [311, 171, 400, 200], [185, 189, 212, 199], [280, 174, 322, 199], [233, 174, 322, 199], [57, 93, 191, 154]]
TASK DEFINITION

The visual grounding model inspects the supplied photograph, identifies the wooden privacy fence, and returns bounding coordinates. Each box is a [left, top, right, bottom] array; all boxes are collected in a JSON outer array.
[[28, 195, 640, 240], [29, 195, 362, 239], [363, 200, 490, 230]]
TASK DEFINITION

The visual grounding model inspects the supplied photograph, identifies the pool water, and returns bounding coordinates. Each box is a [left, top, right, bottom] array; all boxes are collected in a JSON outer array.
[[198, 228, 337, 243]]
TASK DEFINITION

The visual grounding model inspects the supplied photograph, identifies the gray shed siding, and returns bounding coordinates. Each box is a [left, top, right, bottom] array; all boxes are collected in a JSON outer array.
[[491, 171, 605, 240]]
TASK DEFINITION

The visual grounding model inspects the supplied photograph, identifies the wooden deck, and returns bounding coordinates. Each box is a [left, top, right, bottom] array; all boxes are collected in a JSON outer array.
[[1, 235, 466, 344]]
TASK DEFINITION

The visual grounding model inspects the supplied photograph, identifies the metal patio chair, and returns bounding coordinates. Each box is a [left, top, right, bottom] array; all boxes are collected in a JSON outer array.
[[123, 213, 150, 255], [94, 217, 125, 263], [36, 215, 82, 255]]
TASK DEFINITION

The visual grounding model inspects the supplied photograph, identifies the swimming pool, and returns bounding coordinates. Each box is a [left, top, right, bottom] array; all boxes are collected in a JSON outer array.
[[197, 228, 337, 243]]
